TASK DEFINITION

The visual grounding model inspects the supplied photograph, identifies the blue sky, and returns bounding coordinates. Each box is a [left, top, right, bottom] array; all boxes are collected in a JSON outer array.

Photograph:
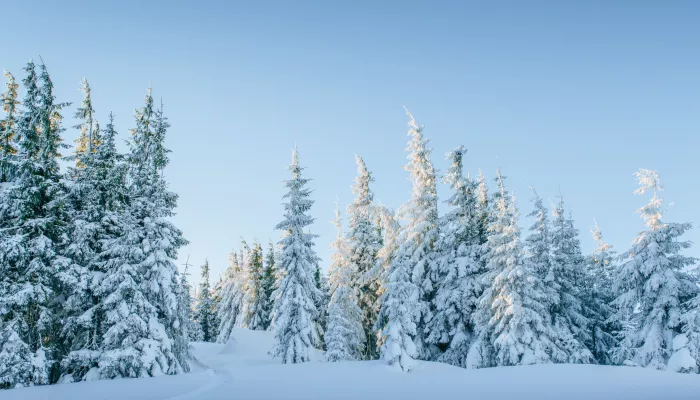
[[3, 1, 699, 280]]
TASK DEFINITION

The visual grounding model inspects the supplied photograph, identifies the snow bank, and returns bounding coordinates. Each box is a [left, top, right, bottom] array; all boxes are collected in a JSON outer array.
[[4, 329, 700, 400]]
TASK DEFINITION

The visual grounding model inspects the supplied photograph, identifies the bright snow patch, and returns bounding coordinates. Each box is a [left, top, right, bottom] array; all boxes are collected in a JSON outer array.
[[3, 328, 700, 400]]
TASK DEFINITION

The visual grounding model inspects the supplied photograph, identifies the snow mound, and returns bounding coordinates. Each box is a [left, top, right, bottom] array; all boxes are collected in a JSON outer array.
[[3, 329, 700, 400]]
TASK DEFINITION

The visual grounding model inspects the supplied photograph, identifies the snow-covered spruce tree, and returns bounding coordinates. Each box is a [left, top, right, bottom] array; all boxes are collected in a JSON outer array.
[[60, 80, 102, 359], [548, 198, 593, 363], [371, 205, 401, 303], [315, 261, 330, 348], [612, 169, 697, 370], [0, 62, 71, 387], [209, 274, 222, 339], [240, 242, 268, 330], [396, 110, 439, 360], [325, 203, 365, 361], [60, 103, 129, 381], [270, 148, 322, 363], [94, 90, 189, 379], [426, 146, 483, 367], [474, 170, 490, 247], [260, 241, 278, 330], [469, 169, 562, 368], [216, 249, 248, 342], [0, 70, 20, 182], [585, 221, 618, 364], [376, 111, 438, 371], [180, 260, 201, 342], [195, 260, 216, 341], [346, 155, 381, 360], [523, 188, 555, 285], [376, 234, 422, 371], [234, 242, 252, 328], [71, 78, 99, 170]]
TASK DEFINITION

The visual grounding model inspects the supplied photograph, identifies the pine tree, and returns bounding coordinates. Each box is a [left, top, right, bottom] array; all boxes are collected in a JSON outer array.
[[612, 169, 697, 369], [372, 206, 401, 302], [427, 146, 483, 367], [549, 198, 593, 363], [270, 148, 322, 363], [376, 236, 421, 371], [0, 62, 71, 387], [94, 90, 189, 378], [60, 92, 128, 381], [234, 242, 251, 328], [469, 169, 562, 368], [71, 78, 99, 169], [260, 241, 277, 330], [474, 170, 490, 246], [396, 110, 439, 360], [314, 261, 330, 348], [0, 70, 19, 182], [325, 203, 365, 361], [195, 260, 216, 341], [240, 242, 267, 330], [346, 155, 381, 360], [179, 258, 201, 342], [585, 221, 617, 364], [209, 275, 222, 340], [524, 188, 555, 284], [216, 251, 246, 343]]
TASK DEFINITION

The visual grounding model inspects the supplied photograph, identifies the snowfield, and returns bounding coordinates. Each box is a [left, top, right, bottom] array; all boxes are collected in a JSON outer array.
[[4, 329, 700, 400]]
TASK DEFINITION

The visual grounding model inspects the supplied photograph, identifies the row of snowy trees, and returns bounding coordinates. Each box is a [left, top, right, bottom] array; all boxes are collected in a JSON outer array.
[[0, 62, 190, 388], [220, 109, 698, 374], [372, 114, 698, 373]]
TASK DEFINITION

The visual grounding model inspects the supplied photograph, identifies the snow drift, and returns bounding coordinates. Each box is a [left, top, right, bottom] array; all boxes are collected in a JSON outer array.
[[3, 329, 699, 400]]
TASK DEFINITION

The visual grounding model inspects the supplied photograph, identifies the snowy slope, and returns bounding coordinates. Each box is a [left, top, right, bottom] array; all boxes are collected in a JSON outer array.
[[4, 328, 700, 400]]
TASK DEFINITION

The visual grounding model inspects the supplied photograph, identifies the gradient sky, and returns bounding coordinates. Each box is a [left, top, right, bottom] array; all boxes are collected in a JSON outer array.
[[3, 0, 699, 281]]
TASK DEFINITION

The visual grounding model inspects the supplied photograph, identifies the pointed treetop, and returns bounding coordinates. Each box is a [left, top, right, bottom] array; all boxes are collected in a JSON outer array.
[[2, 70, 19, 113], [590, 219, 614, 253], [403, 106, 415, 124], [354, 153, 369, 177], [591, 219, 603, 241], [290, 145, 302, 177], [332, 197, 343, 236], [446, 145, 466, 160], [495, 167, 507, 199], [351, 154, 374, 206], [634, 169, 664, 230]]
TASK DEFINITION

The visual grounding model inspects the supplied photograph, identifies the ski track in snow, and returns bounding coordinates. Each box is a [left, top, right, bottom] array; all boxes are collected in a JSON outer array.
[[162, 358, 232, 400]]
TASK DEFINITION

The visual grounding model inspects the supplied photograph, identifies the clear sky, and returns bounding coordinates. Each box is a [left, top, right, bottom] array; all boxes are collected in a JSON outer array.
[[3, 0, 699, 281]]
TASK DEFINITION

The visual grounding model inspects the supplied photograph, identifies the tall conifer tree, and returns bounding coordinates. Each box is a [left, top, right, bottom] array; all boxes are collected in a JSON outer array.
[[549, 199, 593, 363], [95, 90, 189, 378], [585, 222, 617, 364], [260, 241, 277, 330], [0, 62, 71, 387], [346, 155, 381, 359], [270, 148, 322, 363], [195, 260, 216, 342], [377, 110, 437, 370], [326, 203, 365, 361], [612, 169, 697, 369], [469, 170, 561, 368], [427, 146, 482, 367]]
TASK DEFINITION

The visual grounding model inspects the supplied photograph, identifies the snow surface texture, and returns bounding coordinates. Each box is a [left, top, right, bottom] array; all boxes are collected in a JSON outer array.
[[4, 328, 700, 400]]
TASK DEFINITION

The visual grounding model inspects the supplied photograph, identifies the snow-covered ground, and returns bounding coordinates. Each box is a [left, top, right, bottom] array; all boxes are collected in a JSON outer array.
[[4, 329, 700, 400]]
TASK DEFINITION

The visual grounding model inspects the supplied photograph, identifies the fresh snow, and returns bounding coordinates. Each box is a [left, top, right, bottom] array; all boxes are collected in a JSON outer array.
[[4, 328, 700, 400]]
